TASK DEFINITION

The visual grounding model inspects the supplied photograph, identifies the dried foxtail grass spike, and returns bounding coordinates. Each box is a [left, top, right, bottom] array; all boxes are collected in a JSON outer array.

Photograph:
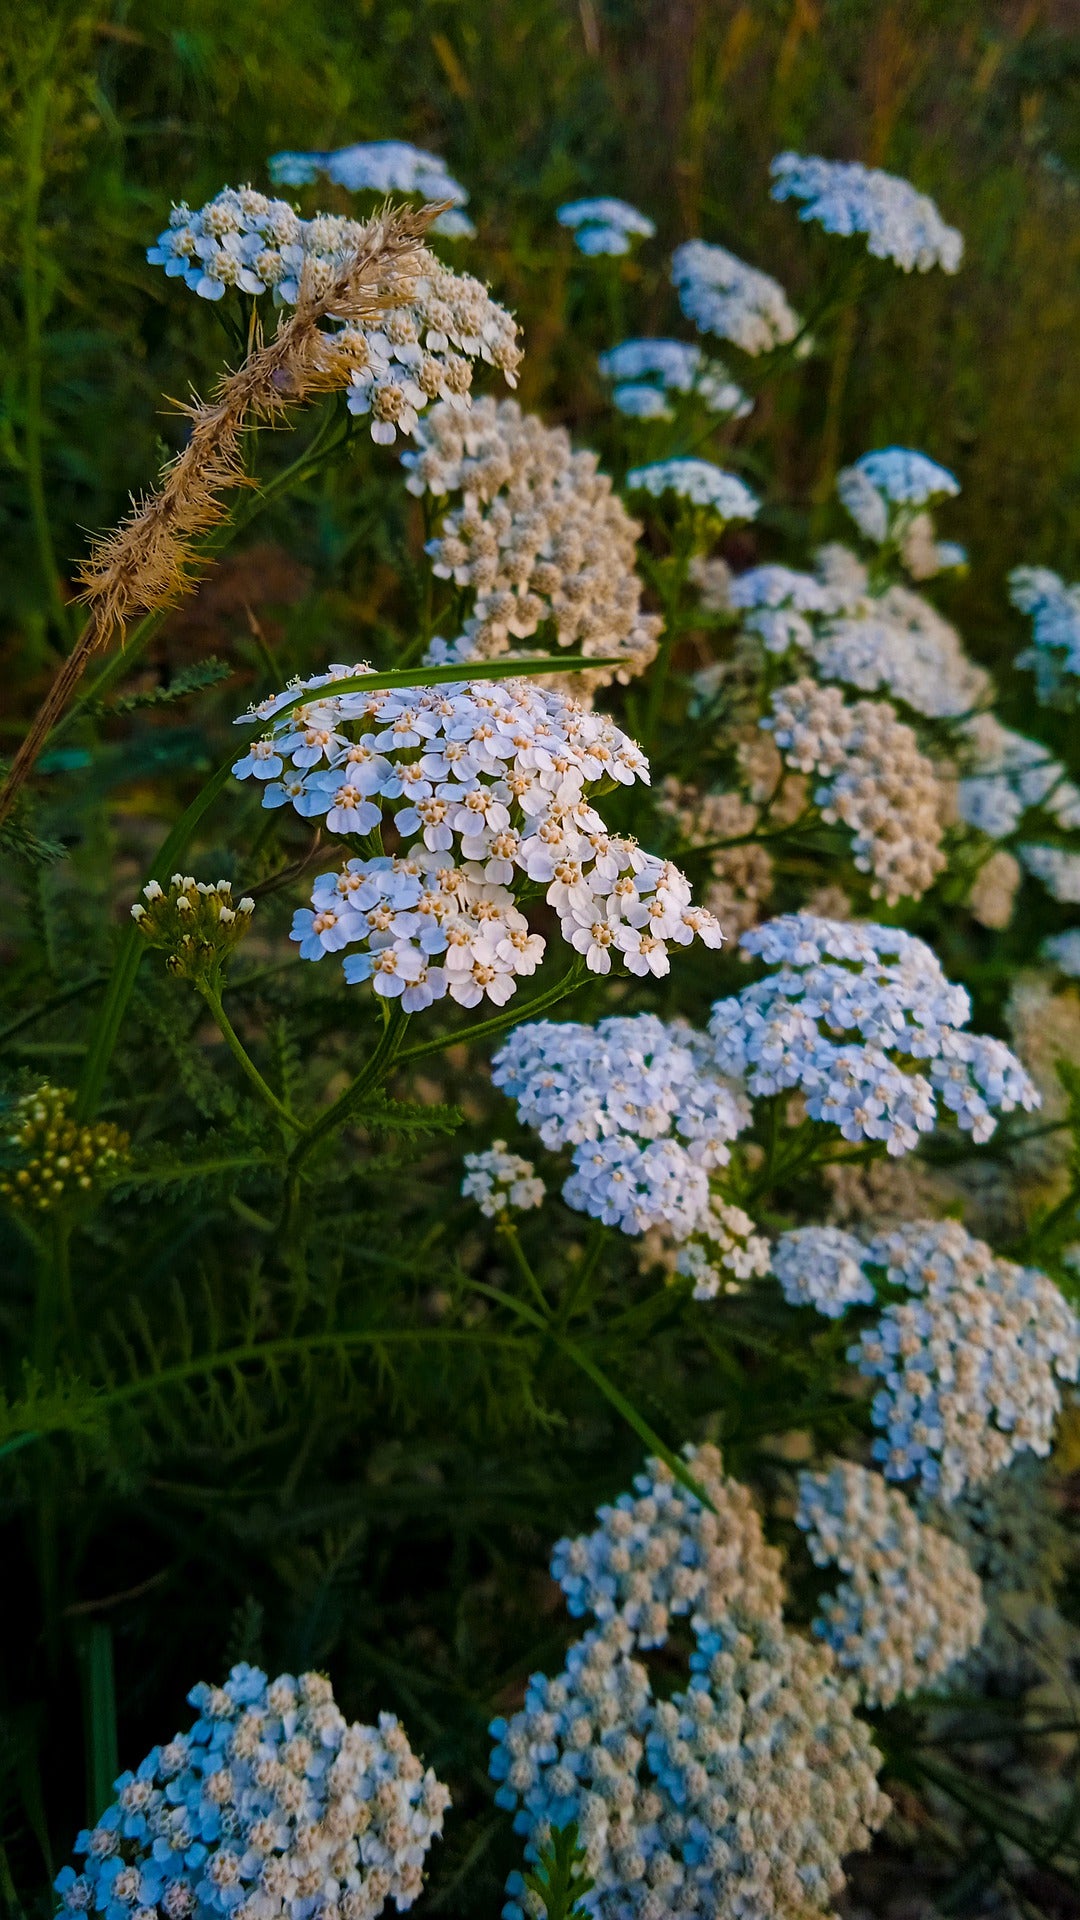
[[0, 202, 441, 832]]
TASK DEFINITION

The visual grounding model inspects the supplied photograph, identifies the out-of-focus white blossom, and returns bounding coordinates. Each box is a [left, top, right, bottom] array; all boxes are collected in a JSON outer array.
[[1042, 928, 1080, 977], [1019, 844, 1080, 904], [626, 459, 759, 517], [1011, 565, 1080, 704], [837, 448, 959, 546], [796, 1462, 985, 1706], [598, 339, 751, 419], [403, 398, 661, 690], [462, 1143, 545, 1219], [770, 154, 963, 273], [670, 239, 804, 355], [710, 914, 1040, 1154], [849, 1221, 1080, 1502], [234, 669, 721, 1012], [967, 850, 1022, 930], [956, 714, 1080, 840], [557, 198, 655, 256], [268, 140, 474, 236], [766, 678, 947, 903], [813, 584, 990, 718], [491, 1015, 748, 1240]]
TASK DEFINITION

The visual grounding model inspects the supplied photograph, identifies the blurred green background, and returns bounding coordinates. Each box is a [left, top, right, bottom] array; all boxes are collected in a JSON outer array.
[[3, 0, 1080, 716]]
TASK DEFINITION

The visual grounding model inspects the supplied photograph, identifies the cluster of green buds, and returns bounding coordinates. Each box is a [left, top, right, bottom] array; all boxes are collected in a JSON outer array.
[[0, 1084, 130, 1213], [131, 874, 255, 985]]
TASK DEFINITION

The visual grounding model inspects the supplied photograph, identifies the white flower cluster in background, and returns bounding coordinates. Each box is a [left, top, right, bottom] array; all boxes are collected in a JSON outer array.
[[836, 448, 959, 545], [773, 1225, 877, 1318], [1043, 928, 1080, 977], [268, 140, 475, 237], [404, 397, 661, 688], [849, 1220, 1080, 1501], [670, 239, 804, 355], [657, 779, 775, 937], [795, 1462, 985, 1707], [597, 338, 751, 421], [1019, 844, 1080, 904], [765, 677, 947, 903], [146, 190, 521, 443], [626, 459, 760, 517], [967, 849, 1023, 930], [1011, 565, 1080, 704], [709, 914, 1039, 1153], [461, 1143, 545, 1219], [956, 713, 1080, 840], [550, 1444, 785, 1645], [491, 1015, 748, 1240], [234, 669, 722, 1011], [770, 154, 963, 273], [490, 1447, 889, 1920], [812, 583, 990, 717], [53, 1664, 449, 1920], [667, 1195, 771, 1299], [556, 197, 655, 255], [728, 563, 840, 654]]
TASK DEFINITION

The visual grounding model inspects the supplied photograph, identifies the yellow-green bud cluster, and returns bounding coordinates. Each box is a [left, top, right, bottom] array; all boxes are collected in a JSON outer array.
[[0, 1085, 129, 1213], [131, 874, 255, 983]]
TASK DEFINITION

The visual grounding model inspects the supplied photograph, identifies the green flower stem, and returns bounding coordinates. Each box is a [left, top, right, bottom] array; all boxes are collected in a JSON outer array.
[[495, 1222, 551, 1318], [288, 1002, 411, 1175], [76, 754, 236, 1121], [197, 985, 302, 1136], [461, 1276, 716, 1511], [811, 256, 866, 519], [396, 962, 586, 1070], [19, 44, 71, 641], [556, 1220, 609, 1331], [32, 1214, 70, 1379]]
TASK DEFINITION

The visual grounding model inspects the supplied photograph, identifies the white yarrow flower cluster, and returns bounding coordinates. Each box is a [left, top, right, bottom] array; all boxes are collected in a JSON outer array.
[[670, 240, 803, 356], [146, 190, 520, 443], [770, 154, 963, 273], [772, 1226, 876, 1318], [404, 398, 662, 688], [849, 1221, 1080, 1501], [836, 448, 959, 546], [1011, 565, 1080, 703], [956, 713, 1080, 840], [53, 1664, 449, 1920], [491, 1447, 888, 1920], [1042, 928, 1080, 977], [597, 339, 751, 421], [626, 460, 759, 517], [765, 678, 946, 902], [728, 564, 839, 654], [461, 1143, 545, 1219], [556, 197, 655, 256], [813, 583, 990, 718], [491, 1015, 748, 1240], [233, 670, 721, 1012], [268, 140, 474, 237], [795, 1463, 986, 1707], [1019, 844, 1080, 904], [709, 914, 1040, 1153]]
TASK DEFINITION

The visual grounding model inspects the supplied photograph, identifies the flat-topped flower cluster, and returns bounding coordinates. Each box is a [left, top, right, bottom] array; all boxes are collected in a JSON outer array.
[[491, 1014, 749, 1239], [765, 677, 946, 903], [709, 915, 1039, 1153], [404, 398, 661, 687], [147, 190, 520, 443], [795, 1462, 986, 1706], [54, 1664, 449, 1920], [597, 338, 751, 422], [233, 671, 721, 1011], [770, 154, 963, 273], [490, 1447, 889, 1920], [669, 240, 803, 355]]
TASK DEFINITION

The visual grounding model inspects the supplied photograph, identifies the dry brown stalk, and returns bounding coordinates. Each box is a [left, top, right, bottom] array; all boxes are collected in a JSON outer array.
[[0, 202, 438, 832]]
